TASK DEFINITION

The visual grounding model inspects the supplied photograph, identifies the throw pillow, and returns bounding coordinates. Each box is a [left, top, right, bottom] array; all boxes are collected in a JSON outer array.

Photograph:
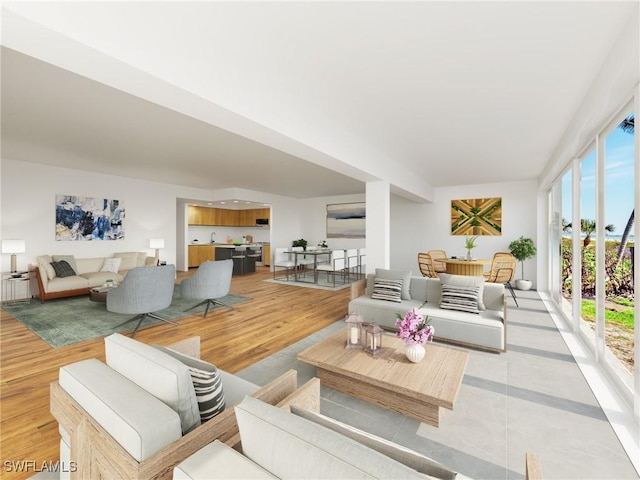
[[440, 284, 480, 314], [52, 255, 78, 274], [154, 346, 226, 422], [50, 260, 76, 278], [438, 273, 486, 310], [374, 268, 412, 300], [371, 278, 403, 303], [290, 406, 458, 480], [101, 257, 122, 274]]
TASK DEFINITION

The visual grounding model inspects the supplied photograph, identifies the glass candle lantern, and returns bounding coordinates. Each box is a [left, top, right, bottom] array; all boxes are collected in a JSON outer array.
[[363, 323, 383, 356], [345, 312, 364, 349]]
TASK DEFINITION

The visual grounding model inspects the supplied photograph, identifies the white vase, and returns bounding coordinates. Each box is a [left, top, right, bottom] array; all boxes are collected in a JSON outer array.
[[515, 279, 532, 291], [405, 343, 426, 363]]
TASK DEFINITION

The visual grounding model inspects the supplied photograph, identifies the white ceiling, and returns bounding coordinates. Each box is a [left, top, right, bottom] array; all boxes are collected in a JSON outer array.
[[1, 1, 636, 201]]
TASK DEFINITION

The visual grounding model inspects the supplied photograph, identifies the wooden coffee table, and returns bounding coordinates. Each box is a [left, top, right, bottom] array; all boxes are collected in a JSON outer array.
[[297, 329, 468, 427]]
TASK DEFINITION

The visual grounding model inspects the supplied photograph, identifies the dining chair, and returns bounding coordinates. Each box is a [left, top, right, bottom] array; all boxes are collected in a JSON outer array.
[[358, 248, 366, 276], [484, 252, 518, 306], [427, 249, 447, 273], [180, 259, 233, 317], [273, 247, 295, 281], [417, 252, 439, 278], [345, 248, 359, 280], [316, 249, 346, 286]]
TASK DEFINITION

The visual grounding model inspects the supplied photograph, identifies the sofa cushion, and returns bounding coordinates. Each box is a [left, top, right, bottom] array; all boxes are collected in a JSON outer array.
[[81, 271, 124, 288], [154, 346, 226, 422], [290, 406, 457, 480], [52, 255, 78, 274], [59, 358, 182, 462], [136, 252, 148, 267], [114, 252, 139, 271], [51, 260, 76, 278], [438, 273, 485, 310], [37, 255, 56, 280], [173, 440, 276, 480], [374, 268, 412, 300], [101, 257, 122, 273], [371, 278, 403, 303], [440, 285, 480, 314], [235, 396, 430, 479], [104, 333, 201, 434]]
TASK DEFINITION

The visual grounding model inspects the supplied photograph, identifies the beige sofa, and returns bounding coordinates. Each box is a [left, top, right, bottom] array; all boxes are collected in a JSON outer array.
[[349, 270, 507, 352], [30, 252, 156, 302]]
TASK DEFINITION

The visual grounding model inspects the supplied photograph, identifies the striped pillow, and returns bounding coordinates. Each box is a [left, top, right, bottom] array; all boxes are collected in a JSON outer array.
[[153, 346, 226, 422], [439, 284, 480, 314], [187, 363, 226, 422], [371, 278, 403, 303]]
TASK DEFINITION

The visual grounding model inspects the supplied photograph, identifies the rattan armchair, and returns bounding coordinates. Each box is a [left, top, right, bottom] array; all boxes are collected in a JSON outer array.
[[417, 252, 439, 278], [484, 252, 518, 306], [427, 249, 448, 273]]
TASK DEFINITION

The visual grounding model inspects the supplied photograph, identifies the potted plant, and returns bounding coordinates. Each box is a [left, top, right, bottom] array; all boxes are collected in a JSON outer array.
[[292, 238, 308, 250], [509, 236, 537, 290], [464, 236, 478, 260]]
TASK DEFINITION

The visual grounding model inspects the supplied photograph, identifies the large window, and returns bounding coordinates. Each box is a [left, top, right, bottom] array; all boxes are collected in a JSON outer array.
[[554, 109, 635, 398]]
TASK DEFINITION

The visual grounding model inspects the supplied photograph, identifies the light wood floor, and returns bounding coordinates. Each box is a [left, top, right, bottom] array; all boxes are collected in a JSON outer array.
[[0, 267, 351, 479]]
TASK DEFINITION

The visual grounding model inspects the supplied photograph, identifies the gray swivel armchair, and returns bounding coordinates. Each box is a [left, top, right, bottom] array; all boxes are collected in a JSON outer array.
[[180, 259, 233, 317], [106, 264, 177, 337]]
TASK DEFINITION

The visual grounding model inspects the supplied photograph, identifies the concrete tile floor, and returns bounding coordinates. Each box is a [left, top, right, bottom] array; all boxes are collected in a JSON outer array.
[[236, 291, 638, 479]]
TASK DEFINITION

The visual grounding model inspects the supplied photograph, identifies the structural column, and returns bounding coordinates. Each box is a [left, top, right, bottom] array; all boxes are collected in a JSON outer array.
[[365, 181, 391, 273]]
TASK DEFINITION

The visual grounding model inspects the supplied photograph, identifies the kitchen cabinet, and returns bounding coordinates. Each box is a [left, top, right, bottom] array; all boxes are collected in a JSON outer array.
[[263, 245, 271, 266], [188, 206, 271, 226], [188, 245, 215, 268]]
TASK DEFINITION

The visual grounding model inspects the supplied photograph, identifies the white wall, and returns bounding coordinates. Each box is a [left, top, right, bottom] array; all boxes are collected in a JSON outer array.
[[0, 159, 214, 272], [390, 180, 539, 286]]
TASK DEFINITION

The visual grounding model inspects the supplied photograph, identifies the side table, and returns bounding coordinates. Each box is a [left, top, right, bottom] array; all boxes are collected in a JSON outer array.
[[2, 271, 31, 306]]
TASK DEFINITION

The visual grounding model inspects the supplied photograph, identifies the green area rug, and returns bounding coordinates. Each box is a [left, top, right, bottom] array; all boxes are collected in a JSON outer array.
[[3, 286, 249, 348]]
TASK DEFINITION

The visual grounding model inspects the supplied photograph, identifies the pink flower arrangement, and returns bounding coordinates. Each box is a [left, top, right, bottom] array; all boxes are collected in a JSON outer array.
[[395, 308, 434, 345]]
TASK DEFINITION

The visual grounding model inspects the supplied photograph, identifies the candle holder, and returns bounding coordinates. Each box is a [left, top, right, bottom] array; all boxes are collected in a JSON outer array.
[[363, 323, 383, 356], [345, 312, 364, 349]]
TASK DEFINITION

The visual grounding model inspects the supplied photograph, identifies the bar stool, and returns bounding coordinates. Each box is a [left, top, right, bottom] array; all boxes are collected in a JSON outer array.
[[232, 247, 247, 275]]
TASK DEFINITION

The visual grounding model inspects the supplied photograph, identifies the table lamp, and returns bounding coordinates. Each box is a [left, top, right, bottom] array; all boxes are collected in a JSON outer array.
[[2, 239, 26, 273], [150, 238, 165, 265]]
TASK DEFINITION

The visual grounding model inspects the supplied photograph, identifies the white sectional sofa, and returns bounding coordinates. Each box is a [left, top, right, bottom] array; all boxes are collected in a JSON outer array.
[[349, 270, 507, 352], [30, 251, 156, 301]]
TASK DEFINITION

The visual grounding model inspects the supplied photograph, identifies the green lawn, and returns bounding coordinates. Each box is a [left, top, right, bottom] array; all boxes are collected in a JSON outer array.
[[581, 300, 634, 331]]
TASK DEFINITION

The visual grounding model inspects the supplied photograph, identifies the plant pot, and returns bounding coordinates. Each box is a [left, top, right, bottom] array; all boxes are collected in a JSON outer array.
[[515, 279, 532, 291], [404, 344, 426, 363]]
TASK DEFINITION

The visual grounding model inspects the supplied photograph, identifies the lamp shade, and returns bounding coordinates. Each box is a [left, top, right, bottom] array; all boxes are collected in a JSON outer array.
[[149, 238, 165, 249], [1, 239, 25, 254]]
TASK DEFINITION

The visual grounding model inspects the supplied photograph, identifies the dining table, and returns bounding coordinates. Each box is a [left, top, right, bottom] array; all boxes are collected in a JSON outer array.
[[438, 258, 492, 276], [285, 248, 333, 284]]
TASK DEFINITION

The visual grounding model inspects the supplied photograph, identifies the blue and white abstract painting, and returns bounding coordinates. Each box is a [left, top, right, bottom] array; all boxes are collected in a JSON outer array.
[[326, 202, 366, 238], [55, 195, 125, 241]]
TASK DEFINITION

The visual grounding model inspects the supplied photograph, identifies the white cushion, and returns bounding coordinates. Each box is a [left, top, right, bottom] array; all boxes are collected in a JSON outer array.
[[113, 252, 139, 271], [173, 440, 276, 480], [59, 359, 182, 462], [37, 255, 56, 280], [290, 406, 457, 480], [101, 257, 122, 273], [104, 333, 201, 434], [235, 396, 430, 479]]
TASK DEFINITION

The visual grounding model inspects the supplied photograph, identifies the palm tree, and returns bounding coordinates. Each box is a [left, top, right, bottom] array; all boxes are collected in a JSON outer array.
[[566, 219, 615, 248], [614, 114, 634, 270]]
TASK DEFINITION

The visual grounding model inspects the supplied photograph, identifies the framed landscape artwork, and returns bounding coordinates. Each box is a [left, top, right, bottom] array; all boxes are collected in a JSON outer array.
[[55, 194, 125, 241], [327, 202, 366, 238], [451, 197, 502, 236]]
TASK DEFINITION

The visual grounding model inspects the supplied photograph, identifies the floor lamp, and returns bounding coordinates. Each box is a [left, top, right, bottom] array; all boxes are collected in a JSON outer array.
[[2, 239, 26, 273], [150, 238, 164, 265]]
